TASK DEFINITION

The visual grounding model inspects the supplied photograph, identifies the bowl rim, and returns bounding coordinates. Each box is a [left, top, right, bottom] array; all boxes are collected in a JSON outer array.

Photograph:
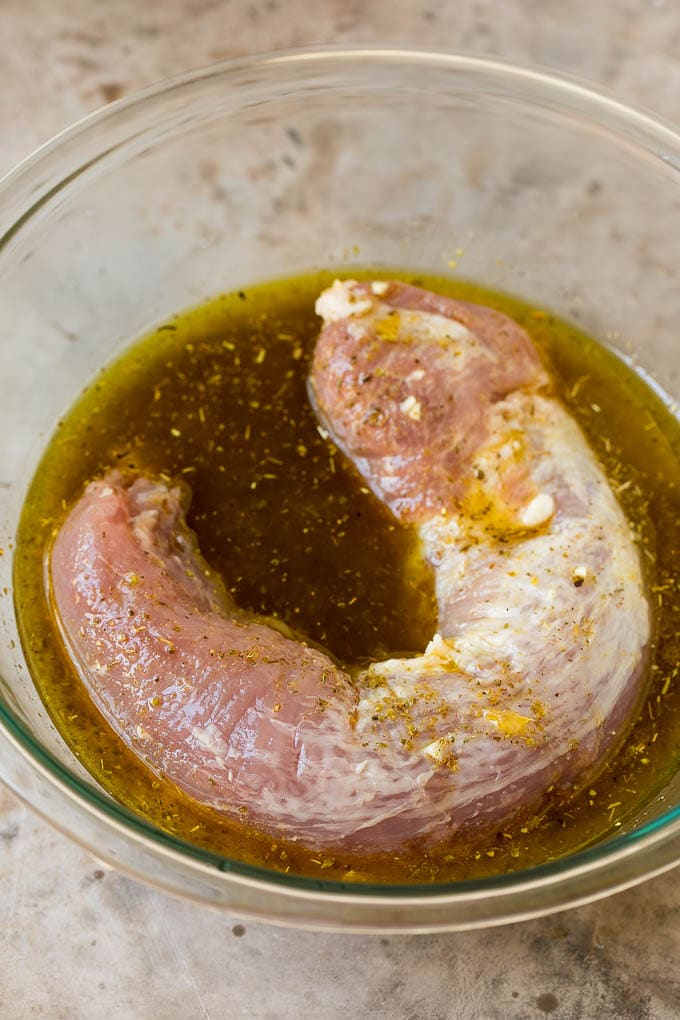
[[2, 44, 680, 930]]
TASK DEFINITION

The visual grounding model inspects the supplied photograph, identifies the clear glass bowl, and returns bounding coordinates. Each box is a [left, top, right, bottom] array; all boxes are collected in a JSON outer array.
[[1, 47, 680, 932]]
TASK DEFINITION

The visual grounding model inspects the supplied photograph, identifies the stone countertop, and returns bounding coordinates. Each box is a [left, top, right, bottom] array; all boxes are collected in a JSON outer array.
[[2, 2, 680, 1017]]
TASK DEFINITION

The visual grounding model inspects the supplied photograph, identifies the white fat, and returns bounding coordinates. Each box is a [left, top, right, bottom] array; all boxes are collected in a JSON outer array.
[[315, 279, 373, 322], [424, 633, 455, 663], [452, 626, 521, 672], [346, 319, 367, 342], [388, 683, 411, 700], [519, 492, 555, 528], [375, 472, 401, 496], [420, 516, 461, 553], [407, 368, 425, 382], [191, 723, 228, 758], [398, 309, 471, 345], [132, 509, 160, 553]]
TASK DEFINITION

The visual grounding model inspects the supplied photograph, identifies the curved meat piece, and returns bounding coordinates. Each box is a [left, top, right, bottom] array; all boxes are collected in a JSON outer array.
[[48, 280, 651, 853]]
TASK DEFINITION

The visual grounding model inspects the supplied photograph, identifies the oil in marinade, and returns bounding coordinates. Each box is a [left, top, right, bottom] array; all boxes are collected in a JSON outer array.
[[13, 269, 680, 883]]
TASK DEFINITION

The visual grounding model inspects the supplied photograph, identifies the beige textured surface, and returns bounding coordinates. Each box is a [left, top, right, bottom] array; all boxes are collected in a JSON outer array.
[[2, 2, 680, 1018]]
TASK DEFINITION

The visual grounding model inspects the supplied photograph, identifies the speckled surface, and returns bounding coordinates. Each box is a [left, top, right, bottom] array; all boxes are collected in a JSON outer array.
[[2, 2, 680, 1017]]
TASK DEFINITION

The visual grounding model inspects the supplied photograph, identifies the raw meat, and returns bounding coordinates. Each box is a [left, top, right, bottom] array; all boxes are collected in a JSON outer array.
[[47, 280, 651, 851]]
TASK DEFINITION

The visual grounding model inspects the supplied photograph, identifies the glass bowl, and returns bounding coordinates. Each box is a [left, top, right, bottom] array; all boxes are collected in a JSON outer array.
[[1, 47, 680, 932]]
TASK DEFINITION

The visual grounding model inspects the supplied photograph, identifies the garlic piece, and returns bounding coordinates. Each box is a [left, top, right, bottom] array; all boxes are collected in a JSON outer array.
[[519, 492, 555, 529]]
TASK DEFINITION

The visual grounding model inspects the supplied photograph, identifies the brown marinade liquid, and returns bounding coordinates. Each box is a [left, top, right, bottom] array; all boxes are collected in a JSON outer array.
[[13, 270, 680, 883]]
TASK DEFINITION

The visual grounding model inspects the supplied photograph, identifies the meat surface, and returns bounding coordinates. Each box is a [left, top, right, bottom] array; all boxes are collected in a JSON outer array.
[[47, 279, 651, 853]]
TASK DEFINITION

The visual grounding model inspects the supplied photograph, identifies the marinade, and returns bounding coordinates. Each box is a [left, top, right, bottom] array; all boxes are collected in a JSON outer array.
[[14, 270, 680, 882]]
